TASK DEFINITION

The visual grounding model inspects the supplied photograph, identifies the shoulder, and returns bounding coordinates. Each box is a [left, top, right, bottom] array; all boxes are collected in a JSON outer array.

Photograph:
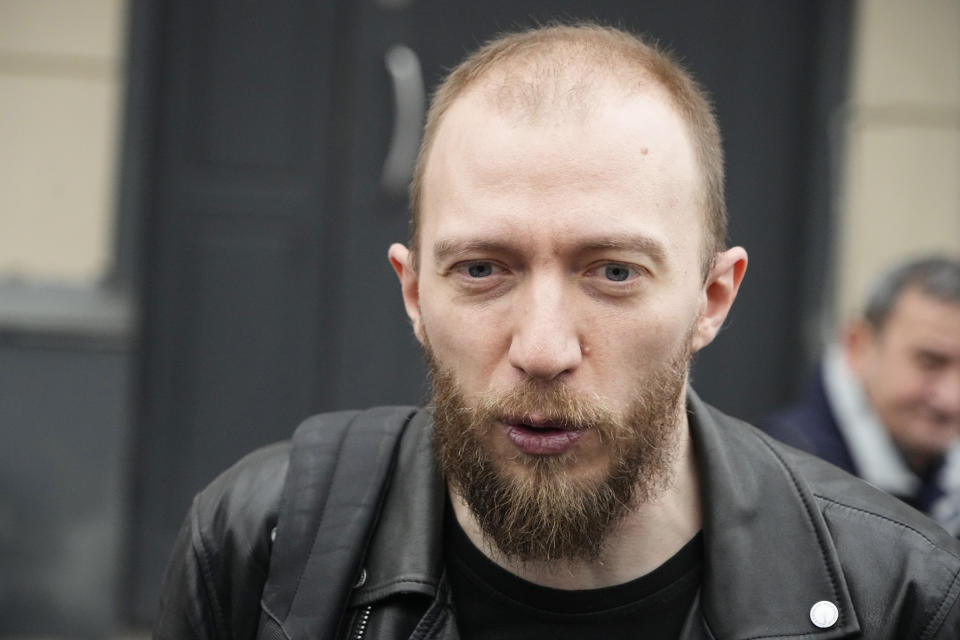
[[759, 377, 833, 442], [759, 407, 819, 451], [191, 439, 291, 553], [691, 397, 960, 637], [778, 438, 959, 555], [154, 440, 291, 639], [156, 406, 421, 639], [758, 382, 857, 472], [772, 437, 960, 637], [188, 405, 420, 584]]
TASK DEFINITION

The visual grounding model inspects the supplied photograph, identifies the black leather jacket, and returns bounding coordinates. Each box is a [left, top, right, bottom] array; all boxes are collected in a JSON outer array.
[[155, 391, 960, 639]]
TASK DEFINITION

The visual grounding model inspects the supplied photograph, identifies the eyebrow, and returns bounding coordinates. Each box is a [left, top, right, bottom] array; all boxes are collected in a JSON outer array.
[[433, 239, 520, 265], [432, 234, 668, 265], [577, 235, 668, 265]]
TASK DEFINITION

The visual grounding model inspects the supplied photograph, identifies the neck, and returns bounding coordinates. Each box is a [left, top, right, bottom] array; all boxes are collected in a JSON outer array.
[[449, 413, 702, 590]]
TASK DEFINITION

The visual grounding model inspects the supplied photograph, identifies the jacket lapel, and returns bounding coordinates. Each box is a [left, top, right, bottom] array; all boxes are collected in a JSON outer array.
[[688, 390, 860, 639]]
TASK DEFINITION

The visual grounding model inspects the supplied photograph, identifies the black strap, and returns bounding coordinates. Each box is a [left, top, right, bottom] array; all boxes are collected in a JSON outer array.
[[258, 406, 416, 640]]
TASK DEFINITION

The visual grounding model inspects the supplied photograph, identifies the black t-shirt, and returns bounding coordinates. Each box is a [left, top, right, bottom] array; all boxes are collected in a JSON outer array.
[[444, 509, 702, 640]]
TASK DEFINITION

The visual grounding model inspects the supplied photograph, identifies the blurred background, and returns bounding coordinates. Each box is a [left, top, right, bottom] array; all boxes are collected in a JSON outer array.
[[0, 0, 957, 636]]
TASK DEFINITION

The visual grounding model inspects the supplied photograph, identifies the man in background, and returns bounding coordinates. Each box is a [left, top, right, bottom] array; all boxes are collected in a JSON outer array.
[[763, 256, 960, 535]]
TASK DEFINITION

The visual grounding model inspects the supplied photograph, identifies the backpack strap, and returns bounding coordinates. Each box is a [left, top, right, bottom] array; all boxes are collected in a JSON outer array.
[[258, 406, 417, 640]]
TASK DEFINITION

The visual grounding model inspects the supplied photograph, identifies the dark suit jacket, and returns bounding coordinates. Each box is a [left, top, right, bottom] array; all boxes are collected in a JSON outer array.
[[760, 369, 947, 516], [760, 370, 858, 475]]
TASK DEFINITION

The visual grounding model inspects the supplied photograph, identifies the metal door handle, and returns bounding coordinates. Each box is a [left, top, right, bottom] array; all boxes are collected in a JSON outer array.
[[380, 44, 425, 201]]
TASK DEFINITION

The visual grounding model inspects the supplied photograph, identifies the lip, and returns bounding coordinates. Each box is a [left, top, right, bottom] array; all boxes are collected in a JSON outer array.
[[501, 419, 584, 455]]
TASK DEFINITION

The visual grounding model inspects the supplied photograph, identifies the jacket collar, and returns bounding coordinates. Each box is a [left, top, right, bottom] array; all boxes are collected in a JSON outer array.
[[356, 392, 862, 638]]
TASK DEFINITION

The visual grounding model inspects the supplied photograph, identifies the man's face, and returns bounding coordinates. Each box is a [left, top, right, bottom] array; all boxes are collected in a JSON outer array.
[[853, 288, 960, 467], [390, 85, 745, 559]]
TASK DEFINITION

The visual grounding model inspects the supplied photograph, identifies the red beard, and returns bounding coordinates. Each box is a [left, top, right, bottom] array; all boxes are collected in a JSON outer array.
[[427, 340, 690, 562]]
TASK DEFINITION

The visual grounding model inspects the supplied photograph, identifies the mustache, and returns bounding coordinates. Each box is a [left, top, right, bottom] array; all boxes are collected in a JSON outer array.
[[476, 382, 612, 428], [440, 377, 640, 444]]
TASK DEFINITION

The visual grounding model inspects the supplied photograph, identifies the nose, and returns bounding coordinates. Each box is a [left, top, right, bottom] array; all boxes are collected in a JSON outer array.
[[507, 275, 583, 381]]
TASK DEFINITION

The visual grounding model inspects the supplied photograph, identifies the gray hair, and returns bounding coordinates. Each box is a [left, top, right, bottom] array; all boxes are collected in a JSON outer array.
[[864, 256, 960, 328]]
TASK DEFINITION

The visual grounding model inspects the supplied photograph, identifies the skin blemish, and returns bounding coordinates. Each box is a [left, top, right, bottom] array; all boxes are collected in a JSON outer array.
[[641, 147, 649, 155]]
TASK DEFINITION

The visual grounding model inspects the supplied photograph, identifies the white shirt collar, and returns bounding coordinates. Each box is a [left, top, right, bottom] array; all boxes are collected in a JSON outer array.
[[822, 344, 960, 536], [822, 343, 919, 494]]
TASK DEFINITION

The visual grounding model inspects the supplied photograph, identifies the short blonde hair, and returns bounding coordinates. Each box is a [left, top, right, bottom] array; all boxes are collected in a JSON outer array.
[[408, 23, 727, 277]]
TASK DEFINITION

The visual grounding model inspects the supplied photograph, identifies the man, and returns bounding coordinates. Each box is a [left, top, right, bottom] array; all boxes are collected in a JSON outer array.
[[763, 256, 960, 535], [154, 24, 960, 639]]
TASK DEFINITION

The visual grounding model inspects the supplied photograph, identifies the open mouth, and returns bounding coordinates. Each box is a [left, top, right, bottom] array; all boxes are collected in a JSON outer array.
[[501, 416, 584, 455], [503, 414, 581, 432]]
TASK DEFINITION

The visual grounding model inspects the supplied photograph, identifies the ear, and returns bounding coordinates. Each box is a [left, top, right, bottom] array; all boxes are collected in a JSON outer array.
[[691, 247, 748, 352], [388, 243, 425, 344], [841, 319, 876, 380]]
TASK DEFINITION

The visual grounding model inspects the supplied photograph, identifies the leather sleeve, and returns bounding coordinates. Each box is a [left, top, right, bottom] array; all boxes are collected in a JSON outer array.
[[152, 441, 291, 640], [153, 510, 218, 639]]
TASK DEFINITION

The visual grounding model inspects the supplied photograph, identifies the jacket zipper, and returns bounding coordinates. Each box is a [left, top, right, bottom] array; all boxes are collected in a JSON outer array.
[[352, 605, 373, 640]]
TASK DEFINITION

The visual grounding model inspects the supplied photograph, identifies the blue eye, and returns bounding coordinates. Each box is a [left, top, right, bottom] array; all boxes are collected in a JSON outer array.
[[467, 263, 494, 278], [604, 264, 632, 281]]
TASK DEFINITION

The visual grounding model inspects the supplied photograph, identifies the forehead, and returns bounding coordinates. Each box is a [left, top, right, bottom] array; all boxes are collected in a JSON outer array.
[[884, 287, 960, 347], [419, 85, 702, 254]]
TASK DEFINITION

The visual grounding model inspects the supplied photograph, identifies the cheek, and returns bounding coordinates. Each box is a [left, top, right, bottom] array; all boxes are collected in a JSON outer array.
[[871, 352, 928, 403], [866, 372, 931, 425], [625, 291, 698, 348], [589, 306, 692, 380], [891, 373, 935, 407], [420, 297, 509, 381]]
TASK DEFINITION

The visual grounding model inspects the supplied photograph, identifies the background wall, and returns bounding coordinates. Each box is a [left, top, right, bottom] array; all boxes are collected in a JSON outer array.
[[0, 1, 133, 637], [0, 0, 124, 282], [834, 0, 960, 323]]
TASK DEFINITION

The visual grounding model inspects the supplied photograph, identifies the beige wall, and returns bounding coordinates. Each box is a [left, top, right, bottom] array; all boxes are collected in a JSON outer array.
[[0, 0, 126, 283], [836, 0, 960, 320]]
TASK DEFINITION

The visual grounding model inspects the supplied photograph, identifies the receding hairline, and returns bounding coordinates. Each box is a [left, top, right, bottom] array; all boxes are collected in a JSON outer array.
[[436, 24, 693, 116], [462, 33, 673, 115], [408, 23, 727, 277]]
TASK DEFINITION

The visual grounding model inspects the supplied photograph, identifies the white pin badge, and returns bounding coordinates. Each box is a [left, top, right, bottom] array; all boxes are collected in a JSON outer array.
[[809, 600, 839, 629]]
